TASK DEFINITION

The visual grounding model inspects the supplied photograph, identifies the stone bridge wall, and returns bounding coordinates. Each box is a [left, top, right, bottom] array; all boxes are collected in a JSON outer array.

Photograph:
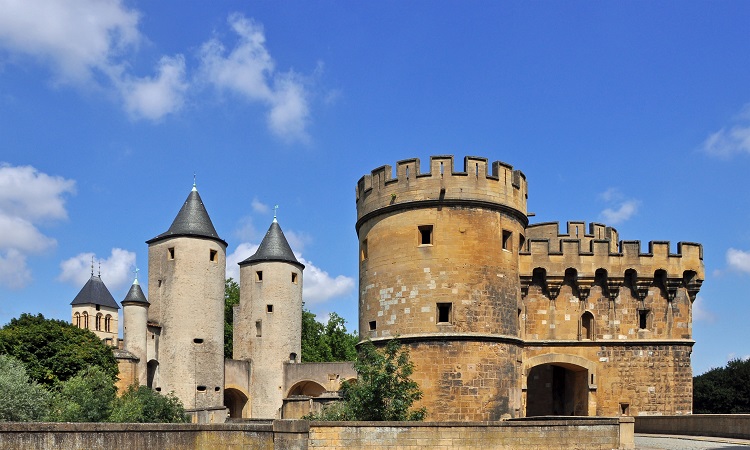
[[635, 414, 750, 440], [0, 417, 634, 450]]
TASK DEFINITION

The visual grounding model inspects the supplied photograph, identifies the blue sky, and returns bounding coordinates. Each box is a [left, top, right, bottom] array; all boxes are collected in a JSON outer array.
[[1, 1, 749, 375]]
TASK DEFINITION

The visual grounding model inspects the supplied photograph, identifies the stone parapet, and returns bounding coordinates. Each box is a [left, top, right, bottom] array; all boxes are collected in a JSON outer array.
[[355, 156, 527, 228]]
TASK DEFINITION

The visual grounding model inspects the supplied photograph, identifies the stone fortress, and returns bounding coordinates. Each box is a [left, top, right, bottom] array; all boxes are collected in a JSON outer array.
[[71, 154, 703, 422]]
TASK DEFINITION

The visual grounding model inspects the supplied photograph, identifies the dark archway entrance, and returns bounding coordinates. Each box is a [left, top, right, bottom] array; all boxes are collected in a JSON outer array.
[[526, 363, 589, 416], [146, 360, 158, 389], [224, 388, 249, 419]]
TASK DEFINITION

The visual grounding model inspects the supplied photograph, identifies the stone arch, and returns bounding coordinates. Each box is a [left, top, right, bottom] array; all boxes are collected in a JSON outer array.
[[224, 387, 249, 419], [74, 312, 81, 328], [287, 380, 326, 398], [83, 311, 89, 329], [95, 313, 102, 331], [523, 354, 597, 417]]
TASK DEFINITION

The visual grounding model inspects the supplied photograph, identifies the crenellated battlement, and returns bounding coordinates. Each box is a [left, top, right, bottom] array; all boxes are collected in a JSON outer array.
[[519, 221, 704, 299], [356, 155, 527, 225]]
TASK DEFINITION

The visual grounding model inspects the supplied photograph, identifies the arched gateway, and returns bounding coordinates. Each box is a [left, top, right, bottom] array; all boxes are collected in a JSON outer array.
[[523, 354, 597, 417]]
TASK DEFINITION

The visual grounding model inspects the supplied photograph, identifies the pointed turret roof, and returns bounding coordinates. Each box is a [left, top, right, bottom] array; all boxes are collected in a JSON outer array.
[[240, 220, 304, 269], [121, 278, 149, 306], [70, 275, 120, 310], [146, 185, 227, 246]]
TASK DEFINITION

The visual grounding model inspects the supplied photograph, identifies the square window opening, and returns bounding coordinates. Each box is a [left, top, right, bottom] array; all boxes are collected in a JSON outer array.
[[502, 230, 512, 251], [368, 320, 376, 331], [267, 304, 274, 313], [168, 247, 175, 260], [620, 403, 630, 415], [437, 303, 452, 324], [418, 225, 433, 246], [256, 271, 263, 282], [209, 249, 217, 262]]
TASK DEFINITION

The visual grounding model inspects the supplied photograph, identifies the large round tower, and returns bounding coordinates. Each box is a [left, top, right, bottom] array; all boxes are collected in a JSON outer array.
[[234, 218, 304, 419], [146, 184, 227, 416], [356, 156, 528, 421]]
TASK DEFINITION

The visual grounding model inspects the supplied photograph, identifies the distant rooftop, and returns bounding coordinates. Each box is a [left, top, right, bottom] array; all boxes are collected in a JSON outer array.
[[240, 220, 304, 269], [147, 186, 226, 246], [70, 275, 120, 310]]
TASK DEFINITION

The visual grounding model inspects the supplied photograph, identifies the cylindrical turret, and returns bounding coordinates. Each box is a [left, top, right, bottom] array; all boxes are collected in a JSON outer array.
[[356, 156, 528, 421], [234, 219, 304, 419], [146, 185, 227, 414], [122, 276, 149, 384]]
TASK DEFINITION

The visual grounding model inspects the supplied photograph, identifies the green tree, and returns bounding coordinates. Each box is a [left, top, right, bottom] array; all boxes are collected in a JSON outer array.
[[48, 366, 117, 422], [110, 384, 188, 423], [301, 309, 358, 362], [310, 339, 426, 421], [0, 313, 118, 386], [694, 357, 750, 413], [224, 278, 240, 358], [0, 354, 50, 421]]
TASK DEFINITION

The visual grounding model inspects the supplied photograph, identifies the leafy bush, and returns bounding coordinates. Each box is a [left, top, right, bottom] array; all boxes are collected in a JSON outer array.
[[110, 384, 188, 423], [0, 354, 50, 421]]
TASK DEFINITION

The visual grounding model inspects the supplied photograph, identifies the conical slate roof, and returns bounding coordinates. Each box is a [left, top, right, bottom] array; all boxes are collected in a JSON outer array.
[[121, 279, 149, 305], [240, 220, 304, 269], [147, 186, 227, 246], [70, 275, 120, 310]]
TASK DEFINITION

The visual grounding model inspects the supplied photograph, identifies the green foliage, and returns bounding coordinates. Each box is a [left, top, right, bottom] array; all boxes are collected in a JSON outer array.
[[694, 357, 750, 413], [224, 278, 240, 358], [301, 309, 358, 362], [48, 366, 117, 422], [309, 339, 426, 421], [0, 313, 118, 386], [0, 354, 50, 421], [110, 384, 188, 423]]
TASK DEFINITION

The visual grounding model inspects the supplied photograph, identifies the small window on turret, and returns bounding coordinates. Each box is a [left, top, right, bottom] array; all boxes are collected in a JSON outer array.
[[368, 320, 376, 331], [361, 239, 368, 261], [267, 304, 273, 313], [168, 247, 175, 260], [256, 271, 263, 282], [502, 230, 512, 251], [256, 319, 262, 337], [292, 272, 298, 284], [418, 225, 433, 246], [209, 249, 217, 262], [197, 385, 206, 392]]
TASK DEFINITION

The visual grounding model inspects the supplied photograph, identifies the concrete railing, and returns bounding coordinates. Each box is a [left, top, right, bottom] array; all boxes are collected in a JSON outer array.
[[635, 415, 750, 440], [0, 417, 634, 450]]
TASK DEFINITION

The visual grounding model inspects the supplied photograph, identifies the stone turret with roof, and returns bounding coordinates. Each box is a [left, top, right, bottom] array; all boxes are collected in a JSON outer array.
[[234, 213, 304, 418], [121, 271, 149, 388], [71, 264, 120, 347], [145, 182, 227, 417]]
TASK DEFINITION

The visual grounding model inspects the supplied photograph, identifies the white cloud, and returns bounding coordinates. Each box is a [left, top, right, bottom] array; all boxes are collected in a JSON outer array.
[[692, 295, 715, 323], [121, 55, 188, 120], [600, 200, 639, 225], [58, 248, 136, 291], [198, 13, 311, 142], [298, 256, 355, 305], [226, 242, 259, 281], [251, 198, 270, 214], [727, 248, 750, 274], [702, 104, 750, 158], [0, 0, 140, 83], [0, 164, 75, 289], [0, 249, 31, 289], [285, 230, 311, 254]]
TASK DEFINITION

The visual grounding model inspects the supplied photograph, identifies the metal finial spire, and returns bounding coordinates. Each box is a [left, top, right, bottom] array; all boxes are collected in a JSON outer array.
[[192, 172, 197, 191], [98, 260, 101, 278], [90, 256, 94, 277], [133, 266, 140, 284], [273, 205, 279, 223]]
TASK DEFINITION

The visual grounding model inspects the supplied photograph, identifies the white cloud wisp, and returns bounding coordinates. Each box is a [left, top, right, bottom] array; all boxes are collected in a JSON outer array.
[[598, 188, 640, 225], [0, 164, 75, 289], [199, 14, 311, 142], [727, 248, 750, 274], [702, 104, 750, 158], [58, 248, 136, 291]]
